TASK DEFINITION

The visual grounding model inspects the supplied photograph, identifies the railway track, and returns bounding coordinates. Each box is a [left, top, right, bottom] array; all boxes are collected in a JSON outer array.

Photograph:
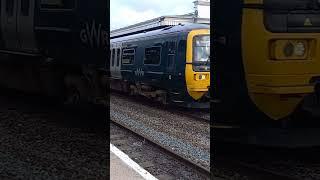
[[168, 108, 210, 122], [110, 91, 242, 130], [110, 119, 211, 179]]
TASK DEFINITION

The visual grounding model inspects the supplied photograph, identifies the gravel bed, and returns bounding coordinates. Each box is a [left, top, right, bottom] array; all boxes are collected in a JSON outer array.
[[179, 110, 210, 121], [110, 94, 210, 149], [0, 92, 107, 179], [216, 144, 320, 180], [110, 94, 210, 169], [110, 122, 215, 180], [252, 151, 320, 179]]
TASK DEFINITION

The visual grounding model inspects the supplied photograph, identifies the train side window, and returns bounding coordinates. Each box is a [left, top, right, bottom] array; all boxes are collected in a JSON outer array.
[[21, 0, 30, 16], [6, 0, 14, 16], [40, 0, 75, 9], [116, 49, 120, 66], [122, 48, 135, 65], [112, 49, 115, 67], [144, 46, 161, 65]]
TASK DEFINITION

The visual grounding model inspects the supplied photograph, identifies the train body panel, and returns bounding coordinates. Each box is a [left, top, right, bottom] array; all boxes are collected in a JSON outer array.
[[0, 0, 109, 105], [110, 24, 210, 108], [0, 0, 38, 54], [0, 0, 108, 67]]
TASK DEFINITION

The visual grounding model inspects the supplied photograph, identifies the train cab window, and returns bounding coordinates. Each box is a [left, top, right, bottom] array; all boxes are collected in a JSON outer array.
[[21, 0, 30, 16], [193, 35, 210, 72], [111, 49, 115, 66], [116, 49, 120, 66], [144, 46, 161, 65], [6, 0, 14, 16], [122, 48, 135, 64]]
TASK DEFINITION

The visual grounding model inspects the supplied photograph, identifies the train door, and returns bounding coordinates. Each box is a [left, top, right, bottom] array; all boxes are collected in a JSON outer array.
[[165, 38, 177, 82], [1, 0, 18, 51], [114, 46, 122, 79], [143, 39, 165, 85], [110, 48, 116, 77], [17, 0, 38, 53]]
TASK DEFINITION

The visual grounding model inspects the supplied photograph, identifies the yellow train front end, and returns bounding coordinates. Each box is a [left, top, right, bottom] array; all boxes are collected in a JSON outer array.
[[214, 0, 320, 147], [214, 0, 320, 124], [185, 29, 211, 102], [242, 0, 320, 120]]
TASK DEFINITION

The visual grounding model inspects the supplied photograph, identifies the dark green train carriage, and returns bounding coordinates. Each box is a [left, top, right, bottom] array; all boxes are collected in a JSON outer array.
[[110, 24, 210, 108]]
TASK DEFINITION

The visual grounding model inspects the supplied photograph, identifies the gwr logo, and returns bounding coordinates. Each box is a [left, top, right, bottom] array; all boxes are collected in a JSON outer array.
[[134, 68, 144, 76], [80, 20, 108, 49]]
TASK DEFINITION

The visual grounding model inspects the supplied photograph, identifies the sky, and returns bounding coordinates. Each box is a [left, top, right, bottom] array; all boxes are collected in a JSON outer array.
[[110, 0, 196, 30]]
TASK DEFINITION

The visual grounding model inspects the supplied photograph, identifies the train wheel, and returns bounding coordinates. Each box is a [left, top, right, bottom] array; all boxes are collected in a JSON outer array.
[[129, 88, 134, 96], [160, 93, 168, 107], [64, 85, 81, 105], [129, 85, 137, 97], [63, 75, 89, 106]]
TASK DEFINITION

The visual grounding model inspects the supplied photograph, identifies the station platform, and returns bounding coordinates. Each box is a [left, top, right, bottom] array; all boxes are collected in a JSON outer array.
[[110, 144, 157, 180]]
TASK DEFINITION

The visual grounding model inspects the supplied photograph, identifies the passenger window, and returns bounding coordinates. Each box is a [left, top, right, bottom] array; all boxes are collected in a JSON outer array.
[[122, 48, 135, 64], [21, 0, 30, 16], [6, 0, 14, 16], [116, 49, 120, 66], [144, 46, 161, 65], [112, 49, 115, 66], [40, 0, 75, 9]]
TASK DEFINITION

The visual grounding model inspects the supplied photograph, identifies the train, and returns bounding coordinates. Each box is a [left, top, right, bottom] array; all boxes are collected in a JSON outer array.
[[0, 0, 108, 106], [110, 24, 210, 108], [213, 0, 320, 147]]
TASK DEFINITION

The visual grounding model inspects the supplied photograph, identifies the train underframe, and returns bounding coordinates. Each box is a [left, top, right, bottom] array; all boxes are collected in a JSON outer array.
[[110, 78, 209, 109], [0, 54, 108, 107]]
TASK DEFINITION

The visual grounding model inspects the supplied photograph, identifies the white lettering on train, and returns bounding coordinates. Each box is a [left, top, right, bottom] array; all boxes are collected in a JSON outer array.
[[80, 20, 108, 49]]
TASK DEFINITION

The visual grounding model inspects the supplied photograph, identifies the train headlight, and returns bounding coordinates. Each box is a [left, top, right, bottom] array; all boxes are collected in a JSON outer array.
[[194, 74, 207, 81], [294, 42, 306, 56], [283, 42, 294, 57], [271, 40, 309, 60]]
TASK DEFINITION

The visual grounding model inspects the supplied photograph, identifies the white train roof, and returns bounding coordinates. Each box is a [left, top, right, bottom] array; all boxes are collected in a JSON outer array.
[[110, 13, 210, 38]]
